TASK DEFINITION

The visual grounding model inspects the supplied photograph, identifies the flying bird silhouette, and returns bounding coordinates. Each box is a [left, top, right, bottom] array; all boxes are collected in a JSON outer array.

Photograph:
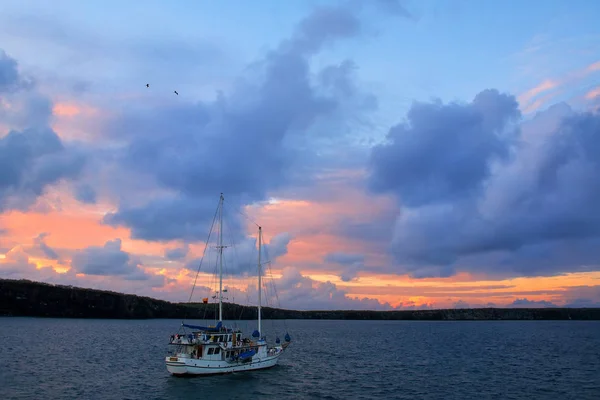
[[174, 90, 179, 95], [146, 83, 149, 88]]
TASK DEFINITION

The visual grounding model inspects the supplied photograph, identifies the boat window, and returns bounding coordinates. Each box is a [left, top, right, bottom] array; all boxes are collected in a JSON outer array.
[[208, 348, 214, 355], [215, 348, 220, 354]]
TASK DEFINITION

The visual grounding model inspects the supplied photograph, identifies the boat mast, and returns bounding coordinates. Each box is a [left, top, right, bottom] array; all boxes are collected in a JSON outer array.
[[257, 226, 262, 338], [218, 193, 224, 322]]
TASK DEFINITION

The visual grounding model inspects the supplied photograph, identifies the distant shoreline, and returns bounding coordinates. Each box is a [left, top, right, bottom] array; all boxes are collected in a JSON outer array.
[[1, 278, 599, 320]]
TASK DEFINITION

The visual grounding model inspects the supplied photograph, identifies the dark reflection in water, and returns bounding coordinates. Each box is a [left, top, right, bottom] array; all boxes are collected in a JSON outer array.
[[1, 318, 599, 399]]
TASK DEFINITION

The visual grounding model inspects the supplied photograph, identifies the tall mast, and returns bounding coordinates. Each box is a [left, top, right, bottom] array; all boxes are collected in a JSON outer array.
[[257, 226, 262, 338], [218, 193, 224, 322]]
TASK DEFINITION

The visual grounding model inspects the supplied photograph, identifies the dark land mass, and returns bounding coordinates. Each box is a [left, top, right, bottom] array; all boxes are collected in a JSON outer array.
[[1, 278, 599, 320]]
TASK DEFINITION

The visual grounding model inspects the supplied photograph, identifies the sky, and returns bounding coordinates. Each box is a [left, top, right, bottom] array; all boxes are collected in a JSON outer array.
[[1, 0, 600, 311]]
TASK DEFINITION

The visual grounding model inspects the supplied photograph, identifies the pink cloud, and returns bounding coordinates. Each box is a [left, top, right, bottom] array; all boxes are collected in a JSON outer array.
[[585, 86, 600, 100], [586, 60, 600, 72], [518, 59, 600, 113], [518, 79, 558, 106]]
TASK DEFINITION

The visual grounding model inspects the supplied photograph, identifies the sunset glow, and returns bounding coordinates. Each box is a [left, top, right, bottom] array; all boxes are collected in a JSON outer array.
[[1, 0, 600, 310]]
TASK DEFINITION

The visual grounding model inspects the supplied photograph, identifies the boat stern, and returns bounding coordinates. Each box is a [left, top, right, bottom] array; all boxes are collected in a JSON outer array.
[[165, 356, 188, 375]]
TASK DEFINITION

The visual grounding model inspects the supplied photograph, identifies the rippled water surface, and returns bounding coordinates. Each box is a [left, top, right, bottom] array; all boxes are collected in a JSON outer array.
[[1, 318, 599, 399]]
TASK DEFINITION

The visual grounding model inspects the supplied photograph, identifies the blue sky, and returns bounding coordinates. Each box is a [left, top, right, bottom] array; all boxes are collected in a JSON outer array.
[[1, 0, 600, 309], [3, 0, 598, 109]]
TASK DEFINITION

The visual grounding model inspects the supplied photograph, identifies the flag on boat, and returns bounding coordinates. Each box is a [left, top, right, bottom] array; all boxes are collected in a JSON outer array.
[[202, 298, 208, 304]]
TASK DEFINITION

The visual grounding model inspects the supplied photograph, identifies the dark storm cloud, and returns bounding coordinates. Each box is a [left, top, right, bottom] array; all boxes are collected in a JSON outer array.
[[103, 4, 400, 242], [368, 89, 600, 278]]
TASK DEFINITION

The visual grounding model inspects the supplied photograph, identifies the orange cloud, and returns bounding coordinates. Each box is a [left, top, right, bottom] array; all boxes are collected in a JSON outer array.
[[1, 210, 128, 250], [2, 168, 599, 309], [0, 183, 178, 259], [52, 102, 98, 118], [341, 271, 600, 308], [50, 101, 109, 142], [246, 177, 397, 274]]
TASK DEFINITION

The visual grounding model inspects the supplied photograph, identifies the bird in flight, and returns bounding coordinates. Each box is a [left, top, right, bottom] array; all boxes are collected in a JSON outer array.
[[146, 83, 149, 88], [174, 90, 179, 95]]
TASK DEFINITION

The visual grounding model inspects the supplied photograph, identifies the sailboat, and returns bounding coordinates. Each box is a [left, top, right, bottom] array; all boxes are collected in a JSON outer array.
[[165, 193, 291, 376]]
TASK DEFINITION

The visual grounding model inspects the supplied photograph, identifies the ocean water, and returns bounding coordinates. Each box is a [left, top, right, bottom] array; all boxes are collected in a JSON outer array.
[[1, 318, 599, 400]]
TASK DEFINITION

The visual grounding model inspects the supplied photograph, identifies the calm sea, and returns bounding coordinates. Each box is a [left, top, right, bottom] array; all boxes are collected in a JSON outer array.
[[1, 318, 599, 399]]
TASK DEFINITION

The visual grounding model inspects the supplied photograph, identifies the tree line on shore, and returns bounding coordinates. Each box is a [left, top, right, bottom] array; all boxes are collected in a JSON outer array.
[[2, 278, 599, 320]]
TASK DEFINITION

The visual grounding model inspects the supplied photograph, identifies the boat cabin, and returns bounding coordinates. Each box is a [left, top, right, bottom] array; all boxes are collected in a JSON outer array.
[[169, 326, 265, 362]]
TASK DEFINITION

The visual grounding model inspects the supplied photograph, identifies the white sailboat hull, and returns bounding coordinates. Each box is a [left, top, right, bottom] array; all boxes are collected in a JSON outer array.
[[166, 352, 282, 376]]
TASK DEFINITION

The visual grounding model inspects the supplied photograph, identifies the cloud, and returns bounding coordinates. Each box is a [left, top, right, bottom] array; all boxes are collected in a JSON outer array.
[[324, 252, 365, 281], [373, 0, 413, 18], [266, 266, 395, 310], [184, 231, 291, 277], [564, 298, 600, 308], [71, 238, 158, 282], [585, 86, 600, 100], [369, 89, 520, 208], [324, 252, 365, 265], [0, 128, 86, 211], [73, 183, 97, 204], [98, 2, 406, 243], [515, 59, 600, 114], [32, 232, 59, 260], [0, 12, 227, 90], [0, 246, 55, 279], [104, 193, 237, 242], [0, 49, 87, 212], [562, 285, 600, 307], [367, 89, 600, 278], [518, 79, 558, 107], [164, 244, 189, 261], [453, 300, 470, 309], [0, 49, 25, 92], [263, 232, 292, 261], [510, 298, 557, 308]]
